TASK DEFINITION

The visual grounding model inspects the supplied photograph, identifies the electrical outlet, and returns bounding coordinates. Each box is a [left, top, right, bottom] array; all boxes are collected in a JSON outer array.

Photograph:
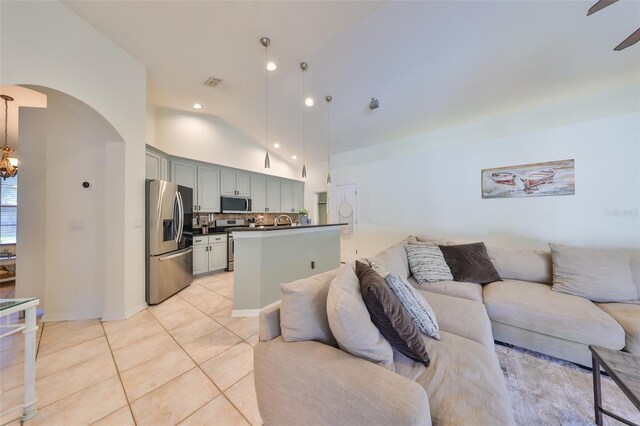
[[311, 261, 316, 269]]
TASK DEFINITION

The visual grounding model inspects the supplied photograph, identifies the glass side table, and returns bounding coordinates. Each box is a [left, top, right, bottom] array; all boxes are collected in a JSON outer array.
[[0, 298, 39, 422]]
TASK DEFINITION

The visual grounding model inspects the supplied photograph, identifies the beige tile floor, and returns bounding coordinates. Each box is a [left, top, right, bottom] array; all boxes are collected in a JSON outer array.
[[0, 272, 262, 426]]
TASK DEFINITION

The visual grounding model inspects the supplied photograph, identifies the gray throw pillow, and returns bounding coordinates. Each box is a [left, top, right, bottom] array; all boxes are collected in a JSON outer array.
[[405, 244, 454, 283], [326, 264, 395, 370], [550, 243, 637, 303], [280, 267, 341, 346], [384, 271, 441, 340]]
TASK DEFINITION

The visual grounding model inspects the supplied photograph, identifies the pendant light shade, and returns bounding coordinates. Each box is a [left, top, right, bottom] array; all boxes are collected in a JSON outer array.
[[0, 95, 17, 180], [302, 164, 307, 179], [326, 95, 332, 186], [261, 37, 271, 169]]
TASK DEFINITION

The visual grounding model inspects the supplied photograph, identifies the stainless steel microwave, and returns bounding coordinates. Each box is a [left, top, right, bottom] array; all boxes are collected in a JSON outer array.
[[221, 196, 252, 213]]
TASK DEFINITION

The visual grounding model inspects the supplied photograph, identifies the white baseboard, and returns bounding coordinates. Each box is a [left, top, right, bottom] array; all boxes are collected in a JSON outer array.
[[41, 311, 103, 322], [101, 302, 148, 322], [231, 309, 261, 318]]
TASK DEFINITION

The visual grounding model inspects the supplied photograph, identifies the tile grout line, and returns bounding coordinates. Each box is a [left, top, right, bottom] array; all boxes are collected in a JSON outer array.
[[97, 321, 137, 426], [146, 307, 256, 426]]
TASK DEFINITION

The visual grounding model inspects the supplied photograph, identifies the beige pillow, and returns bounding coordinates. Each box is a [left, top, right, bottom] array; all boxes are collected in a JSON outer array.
[[326, 264, 395, 371], [487, 246, 552, 285], [280, 267, 341, 346], [550, 243, 637, 303]]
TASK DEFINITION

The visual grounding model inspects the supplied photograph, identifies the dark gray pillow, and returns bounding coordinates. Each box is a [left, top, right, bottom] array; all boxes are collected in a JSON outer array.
[[439, 242, 502, 285], [355, 261, 430, 366]]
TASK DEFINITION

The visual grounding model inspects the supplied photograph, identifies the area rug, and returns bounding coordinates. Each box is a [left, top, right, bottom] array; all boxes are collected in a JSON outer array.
[[495, 343, 640, 425]]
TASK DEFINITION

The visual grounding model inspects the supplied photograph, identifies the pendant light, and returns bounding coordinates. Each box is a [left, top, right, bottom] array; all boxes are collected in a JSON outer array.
[[300, 62, 308, 179], [0, 95, 17, 180], [261, 37, 271, 169], [326, 95, 332, 185]]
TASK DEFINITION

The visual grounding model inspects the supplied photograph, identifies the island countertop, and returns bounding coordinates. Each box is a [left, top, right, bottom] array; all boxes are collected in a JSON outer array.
[[227, 223, 347, 233]]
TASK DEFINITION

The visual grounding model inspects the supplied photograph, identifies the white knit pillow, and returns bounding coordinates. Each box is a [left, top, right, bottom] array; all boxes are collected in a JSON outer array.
[[369, 261, 441, 341], [405, 244, 453, 283]]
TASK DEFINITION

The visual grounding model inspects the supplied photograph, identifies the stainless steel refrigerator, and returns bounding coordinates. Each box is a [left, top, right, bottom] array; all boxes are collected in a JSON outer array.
[[146, 180, 193, 304]]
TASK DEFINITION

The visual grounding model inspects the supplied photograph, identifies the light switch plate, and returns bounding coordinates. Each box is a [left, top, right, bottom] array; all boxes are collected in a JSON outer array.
[[69, 220, 85, 230]]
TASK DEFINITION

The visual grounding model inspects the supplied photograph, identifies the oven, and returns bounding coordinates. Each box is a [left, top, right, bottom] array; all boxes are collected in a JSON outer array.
[[214, 219, 246, 271]]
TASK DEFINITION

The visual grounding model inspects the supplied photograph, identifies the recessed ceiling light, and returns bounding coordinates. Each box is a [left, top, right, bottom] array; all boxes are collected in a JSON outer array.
[[266, 62, 277, 71], [273, 143, 280, 149], [292, 155, 297, 160], [305, 97, 314, 107], [193, 103, 202, 109]]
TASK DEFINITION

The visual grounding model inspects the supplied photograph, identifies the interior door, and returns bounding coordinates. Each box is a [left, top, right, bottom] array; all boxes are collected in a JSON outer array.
[[333, 183, 358, 263]]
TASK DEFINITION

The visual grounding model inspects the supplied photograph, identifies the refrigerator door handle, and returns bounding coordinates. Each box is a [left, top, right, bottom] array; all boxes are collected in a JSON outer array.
[[159, 246, 193, 261], [176, 191, 184, 243]]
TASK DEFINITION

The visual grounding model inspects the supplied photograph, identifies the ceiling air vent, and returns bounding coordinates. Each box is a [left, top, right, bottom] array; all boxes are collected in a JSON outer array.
[[204, 77, 222, 88]]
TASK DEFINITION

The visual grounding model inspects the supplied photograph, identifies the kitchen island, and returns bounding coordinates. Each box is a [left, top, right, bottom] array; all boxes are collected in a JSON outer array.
[[230, 224, 344, 316]]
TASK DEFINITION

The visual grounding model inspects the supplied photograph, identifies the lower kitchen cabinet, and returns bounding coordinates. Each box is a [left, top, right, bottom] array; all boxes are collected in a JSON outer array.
[[193, 234, 227, 275]]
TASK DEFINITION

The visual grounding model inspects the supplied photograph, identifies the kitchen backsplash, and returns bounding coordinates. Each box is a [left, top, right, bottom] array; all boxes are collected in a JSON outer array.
[[194, 213, 300, 228]]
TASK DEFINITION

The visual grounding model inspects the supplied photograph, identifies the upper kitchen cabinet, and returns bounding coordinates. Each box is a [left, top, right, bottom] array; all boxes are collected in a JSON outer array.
[[145, 148, 170, 181], [250, 174, 267, 213], [171, 159, 198, 206], [266, 178, 281, 213], [221, 170, 251, 197], [293, 181, 304, 212], [198, 166, 221, 212], [280, 180, 293, 213]]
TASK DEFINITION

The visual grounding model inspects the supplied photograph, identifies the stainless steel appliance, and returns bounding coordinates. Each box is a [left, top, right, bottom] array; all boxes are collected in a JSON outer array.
[[146, 180, 193, 304], [221, 196, 252, 213], [214, 219, 247, 271]]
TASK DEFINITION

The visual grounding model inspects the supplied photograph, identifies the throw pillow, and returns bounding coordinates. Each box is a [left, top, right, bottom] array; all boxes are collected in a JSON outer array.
[[280, 267, 341, 346], [550, 243, 637, 303], [405, 244, 454, 283], [356, 261, 431, 366], [368, 261, 441, 340], [385, 271, 441, 340], [439, 242, 502, 284], [326, 264, 395, 370]]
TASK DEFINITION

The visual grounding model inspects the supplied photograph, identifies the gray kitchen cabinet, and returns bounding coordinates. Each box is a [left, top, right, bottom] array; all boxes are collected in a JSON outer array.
[[280, 180, 293, 214], [292, 181, 304, 212], [171, 160, 198, 211], [146, 148, 170, 181], [198, 166, 221, 212], [266, 178, 281, 213], [193, 234, 227, 275], [250, 175, 267, 213], [221, 170, 251, 197]]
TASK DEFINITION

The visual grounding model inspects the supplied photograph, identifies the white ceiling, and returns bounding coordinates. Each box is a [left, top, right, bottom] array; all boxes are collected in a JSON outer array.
[[64, 0, 640, 166]]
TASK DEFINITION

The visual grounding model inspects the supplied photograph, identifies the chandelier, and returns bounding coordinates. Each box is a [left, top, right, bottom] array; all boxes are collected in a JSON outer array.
[[0, 95, 18, 180]]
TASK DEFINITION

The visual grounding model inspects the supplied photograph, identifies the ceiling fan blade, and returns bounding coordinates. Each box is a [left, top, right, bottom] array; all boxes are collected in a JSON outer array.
[[587, 0, 619, 16], [614, 28, 640, 51]]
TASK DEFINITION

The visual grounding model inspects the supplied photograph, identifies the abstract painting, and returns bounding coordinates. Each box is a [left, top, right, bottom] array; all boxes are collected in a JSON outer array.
[[482, 159, 575, 199]]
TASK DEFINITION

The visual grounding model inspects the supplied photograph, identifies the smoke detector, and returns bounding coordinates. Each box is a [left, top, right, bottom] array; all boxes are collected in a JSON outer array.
[[204, 77, 222, 88]]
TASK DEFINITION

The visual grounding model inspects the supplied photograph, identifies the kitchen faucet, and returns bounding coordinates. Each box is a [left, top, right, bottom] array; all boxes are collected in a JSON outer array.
[[274, 215, 293, 227]]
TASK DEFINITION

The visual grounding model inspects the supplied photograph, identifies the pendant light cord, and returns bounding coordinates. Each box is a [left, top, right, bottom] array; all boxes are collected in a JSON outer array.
[[3, 97, 8, 148], [327, 98, 330, 171], [265, 45, 269, 157], [302, 67, 305, 167]]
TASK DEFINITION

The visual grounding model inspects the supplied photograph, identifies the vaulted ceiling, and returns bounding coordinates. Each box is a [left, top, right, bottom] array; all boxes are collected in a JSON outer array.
[[64, 1, 640, 166]]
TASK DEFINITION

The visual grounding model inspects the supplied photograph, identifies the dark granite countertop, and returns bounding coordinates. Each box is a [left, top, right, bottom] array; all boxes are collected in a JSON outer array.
[[227, 223, 348, 232], [185, 230, 227, 236]]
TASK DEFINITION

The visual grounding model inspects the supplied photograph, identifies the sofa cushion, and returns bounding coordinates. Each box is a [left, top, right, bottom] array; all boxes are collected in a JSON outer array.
[[416, 331, 515, 426], [417, 290, 494, 348], [408, 276, 483, 302], [484, 279, 625, 349], [327, 264, 395, 370], [356, 261, 431, 366], [550, 243, 637, 303], [597, 303, 640, 355], [405, 244, 454, 283], [486, 246, 552, 285], [367, 236, 414, 279], [439, 242, 502, 284], [280, 267, 341, 346]]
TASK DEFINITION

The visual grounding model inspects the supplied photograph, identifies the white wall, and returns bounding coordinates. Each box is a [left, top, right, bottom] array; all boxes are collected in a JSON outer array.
[[151, 107, 299, 180], [1, 1, 147, 319], [331, 91, 640, 258]]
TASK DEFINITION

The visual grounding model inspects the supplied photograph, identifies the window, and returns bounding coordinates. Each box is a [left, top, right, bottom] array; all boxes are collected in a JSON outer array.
[[0, 175, 17, 244]]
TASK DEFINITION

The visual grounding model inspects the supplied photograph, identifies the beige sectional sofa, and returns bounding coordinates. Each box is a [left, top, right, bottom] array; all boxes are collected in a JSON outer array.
[[254, 236, 640, 425]]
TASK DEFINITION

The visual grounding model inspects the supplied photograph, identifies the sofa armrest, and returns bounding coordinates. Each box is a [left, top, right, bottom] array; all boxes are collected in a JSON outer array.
[[254, 338, 431, 426], [259, 300, 281, 341]]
